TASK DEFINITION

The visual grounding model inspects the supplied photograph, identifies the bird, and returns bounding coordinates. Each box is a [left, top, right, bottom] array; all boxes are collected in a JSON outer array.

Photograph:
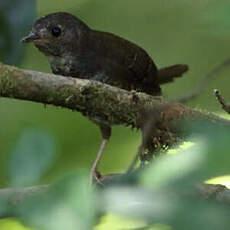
[[21, 12, 188, 184]]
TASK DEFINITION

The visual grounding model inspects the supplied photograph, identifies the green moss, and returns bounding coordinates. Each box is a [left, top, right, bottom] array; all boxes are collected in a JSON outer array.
[[59, 88, 72, 99], [46, 96, 54, 103], [0, 65, 18, 96]]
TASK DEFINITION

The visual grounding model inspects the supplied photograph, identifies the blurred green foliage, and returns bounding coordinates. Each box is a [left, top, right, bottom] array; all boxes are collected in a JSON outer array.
[[7, 128, 56, 187], [1, 0, 230, 229], [0, 122, 230, 230], [19, 172, 95, 230], [0, 0, 36, 64]]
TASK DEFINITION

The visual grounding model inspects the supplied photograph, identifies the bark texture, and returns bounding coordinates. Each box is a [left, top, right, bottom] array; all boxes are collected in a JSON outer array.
[[0, 62, 229, 148]]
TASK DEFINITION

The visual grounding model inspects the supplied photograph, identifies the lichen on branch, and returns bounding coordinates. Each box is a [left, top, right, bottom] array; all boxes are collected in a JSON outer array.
[[0, 62, 230, 150]]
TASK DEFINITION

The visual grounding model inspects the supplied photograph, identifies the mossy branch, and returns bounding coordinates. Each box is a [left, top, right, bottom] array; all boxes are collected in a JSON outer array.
[[1, 62, 230, 218], [0, 62, 229, 146]]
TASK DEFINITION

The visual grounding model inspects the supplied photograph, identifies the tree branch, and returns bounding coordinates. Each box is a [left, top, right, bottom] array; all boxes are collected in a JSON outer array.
[[1, 63, 230, 218], [0, 62, 229, 145], [0, 183, 230, 219], [0, 185, 49, 218]]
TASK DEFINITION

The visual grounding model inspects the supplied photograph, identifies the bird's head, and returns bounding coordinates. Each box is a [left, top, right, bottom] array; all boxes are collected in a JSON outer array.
[[21, 12, 90, 57]]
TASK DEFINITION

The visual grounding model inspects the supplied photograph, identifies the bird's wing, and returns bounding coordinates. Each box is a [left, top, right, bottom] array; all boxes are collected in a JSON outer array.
[[93, 30, 158, 81]]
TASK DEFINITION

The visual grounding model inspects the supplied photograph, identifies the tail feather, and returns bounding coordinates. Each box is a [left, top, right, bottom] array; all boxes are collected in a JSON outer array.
[[158, 64, 189, 84]]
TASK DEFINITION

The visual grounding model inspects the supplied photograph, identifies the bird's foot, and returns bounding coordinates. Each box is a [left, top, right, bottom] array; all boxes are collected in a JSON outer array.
[[90, 170, 104, 186]]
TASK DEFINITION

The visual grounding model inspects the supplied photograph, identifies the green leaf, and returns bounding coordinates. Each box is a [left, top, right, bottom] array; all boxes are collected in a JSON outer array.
[[102, 121, 230, 229], [7, 128, 56, 186], [0, 0, 36, 65], [139, 143, 205, 190], [102, 186, 230, 230], [185, 121, 230, 179], [140, 121, 230, 190], [18, 172, 95, 230]]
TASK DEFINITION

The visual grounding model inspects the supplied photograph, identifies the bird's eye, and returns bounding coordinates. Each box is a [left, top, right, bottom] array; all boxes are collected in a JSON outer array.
[[51, 27, 62, 37]]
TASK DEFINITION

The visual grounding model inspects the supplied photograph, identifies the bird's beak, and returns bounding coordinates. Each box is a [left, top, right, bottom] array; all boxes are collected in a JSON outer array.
[[21, 31, 40, 43]]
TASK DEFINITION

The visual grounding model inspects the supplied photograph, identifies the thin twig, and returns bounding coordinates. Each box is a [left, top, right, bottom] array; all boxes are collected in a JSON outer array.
[[176, 58, 230, 103], [214, 89, 230, 114]]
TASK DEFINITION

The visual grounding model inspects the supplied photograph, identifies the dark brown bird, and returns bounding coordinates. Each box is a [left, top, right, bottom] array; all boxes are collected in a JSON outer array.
[[21, 12, 188, 183]]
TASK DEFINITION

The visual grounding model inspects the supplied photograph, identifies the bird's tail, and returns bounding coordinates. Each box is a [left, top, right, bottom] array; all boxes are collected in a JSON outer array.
[[158, 64, 189, 84]]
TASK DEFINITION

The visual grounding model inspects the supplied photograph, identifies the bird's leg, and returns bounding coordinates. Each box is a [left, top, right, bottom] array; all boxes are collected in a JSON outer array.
[[90, 125, 111, 185], [90, 139, 108, 185]]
